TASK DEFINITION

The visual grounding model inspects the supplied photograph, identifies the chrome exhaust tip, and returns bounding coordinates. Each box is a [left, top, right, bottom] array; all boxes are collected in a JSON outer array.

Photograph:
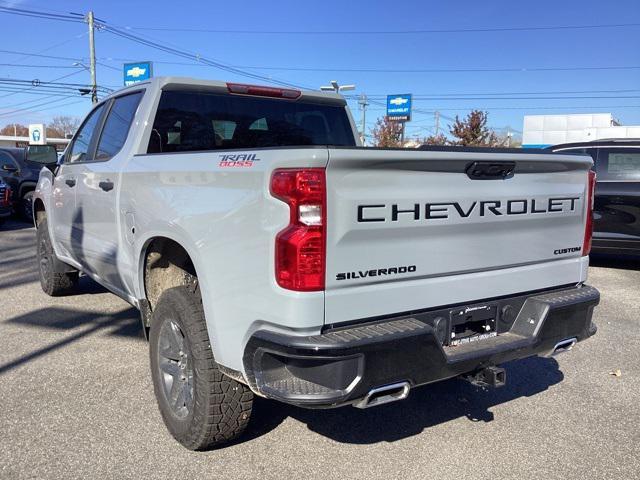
[[549, 337, 577, 357], [353, 381, 410, 409]]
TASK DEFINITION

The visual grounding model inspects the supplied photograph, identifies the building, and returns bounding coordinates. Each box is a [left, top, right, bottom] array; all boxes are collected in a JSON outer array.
[[0, 135, 70, 151], [522, 113, 640, 148]]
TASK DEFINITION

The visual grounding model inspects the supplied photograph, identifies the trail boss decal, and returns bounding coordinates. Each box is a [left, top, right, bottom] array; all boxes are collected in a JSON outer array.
[[219, 153, 260, 168], [357, 196, 580, 222], [336, 265, 417, 281]]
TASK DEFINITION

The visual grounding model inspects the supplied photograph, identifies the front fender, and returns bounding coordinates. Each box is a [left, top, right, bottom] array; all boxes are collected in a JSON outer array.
[[33, 168, 53, 228]]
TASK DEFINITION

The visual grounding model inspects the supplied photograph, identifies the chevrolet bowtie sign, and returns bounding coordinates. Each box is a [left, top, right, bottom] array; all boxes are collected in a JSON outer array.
[[386, 94, 412, 122], [123, 61, 153, 86]]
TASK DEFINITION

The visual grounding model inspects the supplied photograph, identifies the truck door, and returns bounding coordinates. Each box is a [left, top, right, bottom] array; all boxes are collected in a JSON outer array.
[[73, 91, 143, 296], [593, 147, 640, 248], [53, 103, 106, 261]]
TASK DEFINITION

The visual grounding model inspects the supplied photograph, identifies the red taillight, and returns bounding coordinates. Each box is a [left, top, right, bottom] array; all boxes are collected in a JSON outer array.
[[227, 82, 301, 99], [583, 170, 596, 256], [270, 168, 326, 291], [0, 186, 10, 206]]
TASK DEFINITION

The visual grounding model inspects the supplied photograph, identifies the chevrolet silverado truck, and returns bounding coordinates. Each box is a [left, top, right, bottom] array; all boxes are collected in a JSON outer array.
[[33, 77, 600, 450]]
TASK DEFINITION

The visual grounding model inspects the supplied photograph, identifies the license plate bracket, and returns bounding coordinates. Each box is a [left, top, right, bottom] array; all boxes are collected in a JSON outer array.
[[448, 303, 497, 346]]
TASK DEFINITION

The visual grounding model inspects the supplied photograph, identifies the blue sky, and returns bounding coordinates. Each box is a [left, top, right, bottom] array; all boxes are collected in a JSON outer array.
[[1, 0, 639, 141]]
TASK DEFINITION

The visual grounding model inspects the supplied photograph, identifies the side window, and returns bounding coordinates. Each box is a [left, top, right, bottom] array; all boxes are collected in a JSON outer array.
[[0, 151, 18, 171], [596, 148, 640, 181], [68, 104, 105, 163], [95, 92, 143, 161], [556, 147, 597, 170]]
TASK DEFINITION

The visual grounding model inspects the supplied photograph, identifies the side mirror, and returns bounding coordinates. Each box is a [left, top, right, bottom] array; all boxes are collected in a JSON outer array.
[[26, 145, 59, 166]]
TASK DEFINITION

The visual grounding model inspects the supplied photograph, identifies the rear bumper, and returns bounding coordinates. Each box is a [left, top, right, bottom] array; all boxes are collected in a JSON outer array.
[[243, 285, 599, 408]]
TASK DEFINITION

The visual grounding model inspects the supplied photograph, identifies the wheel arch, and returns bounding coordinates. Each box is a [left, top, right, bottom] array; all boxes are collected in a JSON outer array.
[[137, 235, 203, 328], [33, 197, 46, 228], [18, 181, 37, 198]]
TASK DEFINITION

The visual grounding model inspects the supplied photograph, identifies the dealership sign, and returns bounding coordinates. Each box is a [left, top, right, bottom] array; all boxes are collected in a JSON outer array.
[[28, 124, 46, 145], [386, 94, 412, 121], [124, 61, 153, 86]]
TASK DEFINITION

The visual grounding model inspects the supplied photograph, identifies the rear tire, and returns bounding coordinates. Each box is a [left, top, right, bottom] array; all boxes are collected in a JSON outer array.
[[37, 218, 79, 296], [149, 286, 253, 450]]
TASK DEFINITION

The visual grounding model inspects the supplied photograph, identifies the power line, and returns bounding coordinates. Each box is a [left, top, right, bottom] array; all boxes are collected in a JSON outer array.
[[0, 95, 86, 119], [230, 65, 640, 74], [0, 70, 84, 100], [0, 5, 83, 23], [6, 32, 87, 66], [385, 95, 640, 101], [124, 22, 640, 35], [0, 5, 308, 87], [0, 48, 81, 62], [0, 77, 112, 92], [358, 89, 640, 98], [2, 5, 638, 36], [0, 99, 87, 119], [92, 57, 640, 74], [100, 23, 309, 89], [0, 63, 79, 69], [365, 104, 640, 113]]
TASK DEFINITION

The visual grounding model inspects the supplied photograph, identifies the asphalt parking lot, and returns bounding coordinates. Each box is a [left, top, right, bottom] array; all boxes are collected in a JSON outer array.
[[1, 218, 638, 480]]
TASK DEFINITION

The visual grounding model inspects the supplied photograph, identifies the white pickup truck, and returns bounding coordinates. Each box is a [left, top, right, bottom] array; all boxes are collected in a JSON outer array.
[[34, 77, 599, 450]]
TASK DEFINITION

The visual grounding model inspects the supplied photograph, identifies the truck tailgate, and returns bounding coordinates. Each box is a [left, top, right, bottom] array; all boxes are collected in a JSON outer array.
[[324, 148, 593, 325]]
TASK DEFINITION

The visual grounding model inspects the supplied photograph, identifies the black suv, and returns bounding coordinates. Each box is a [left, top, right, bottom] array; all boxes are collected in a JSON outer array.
[[0, 146, 58, 219], [548, 139, 640, 256]]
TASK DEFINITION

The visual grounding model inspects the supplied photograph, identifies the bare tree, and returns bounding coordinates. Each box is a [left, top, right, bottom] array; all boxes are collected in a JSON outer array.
[[0, 123, 28, 136], [48, 116, 81, 138]]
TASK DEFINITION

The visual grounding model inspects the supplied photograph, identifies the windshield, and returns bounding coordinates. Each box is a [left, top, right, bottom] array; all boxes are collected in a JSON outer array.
[[596, 148, 640, 181], [26, 145, 58, 165], [147, 90, 356, 153]]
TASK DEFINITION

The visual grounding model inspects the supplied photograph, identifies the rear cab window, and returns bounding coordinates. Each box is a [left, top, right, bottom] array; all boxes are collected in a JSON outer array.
[[596, 148, 640, 181], [147, 90, 355, 153]]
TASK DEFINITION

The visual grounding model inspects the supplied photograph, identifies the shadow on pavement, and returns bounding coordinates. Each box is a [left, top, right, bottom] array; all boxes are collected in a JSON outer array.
[[238, 355, 563, 446], [0, 218, 33, 231], [0, 306, 142, 376]]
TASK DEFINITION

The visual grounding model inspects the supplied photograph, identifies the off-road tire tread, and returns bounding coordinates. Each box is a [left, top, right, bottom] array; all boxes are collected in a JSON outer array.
[[150, 285, 253, 450], [37, 218, 79, 296]]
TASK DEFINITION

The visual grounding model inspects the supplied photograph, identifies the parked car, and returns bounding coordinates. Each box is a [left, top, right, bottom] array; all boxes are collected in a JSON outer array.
[[0, 145, 58, 220], [0, 179, 11, 224], [34, 77, 599, 450], [548, 139, 640, 256]]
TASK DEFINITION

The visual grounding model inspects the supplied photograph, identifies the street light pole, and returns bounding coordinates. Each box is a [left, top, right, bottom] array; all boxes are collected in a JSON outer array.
[[86, 11, 97, 104], [320, 80, 356, 95]]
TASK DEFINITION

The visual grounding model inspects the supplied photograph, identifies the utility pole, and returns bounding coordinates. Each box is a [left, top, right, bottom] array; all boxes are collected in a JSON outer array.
[[358, 94, 369, 145], [86, 11, 97, 104], [434, 111, 440, 136]]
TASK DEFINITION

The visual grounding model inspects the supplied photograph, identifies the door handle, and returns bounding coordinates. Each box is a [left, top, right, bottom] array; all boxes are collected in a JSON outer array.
[[65, 178, 76, 188], [99, 180, 114, 192]]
